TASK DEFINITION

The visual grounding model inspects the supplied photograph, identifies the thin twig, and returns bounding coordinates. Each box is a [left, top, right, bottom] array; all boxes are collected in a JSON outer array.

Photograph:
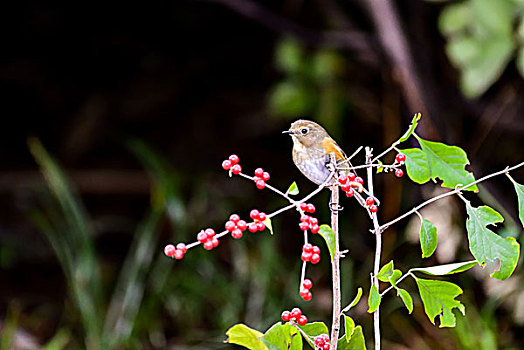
[[366, 147, 382, 350], [379, 161, 524, 231], [329, 153, 341, 349]]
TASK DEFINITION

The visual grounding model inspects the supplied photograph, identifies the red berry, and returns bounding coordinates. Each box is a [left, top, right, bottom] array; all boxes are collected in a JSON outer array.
[[396, 153, 406, 163], [211, 237, 219, 247], [315, 337, 322, 346], [347, 172, 356, 181], [250, 209, 259, 219], [222, 160, 232, 170], [281, 310, 291, 322], [229, 214, 240, 223], [302, 279, 313, 289], [248, 223, 258, 233], [301, 252, 312, 262], [308, 217, 318, 225], [338, 175, 348, 184], [306, 204, 316, 213], [237, 220, 247, 231], [311, 253, 321, 264], [299, 222, 310, 231], [322, 343, 330, 350], [341, 183, 351, 192], [205, 228, 215, 238], [300, 215, 310, 222], [310, 224, 320, 234], [395, 168, 404, 178], [203, 240, 214, 250], [355, 176, 364, 185], [176, 243, 187, 254], [290, 308, 302, 319], [369, 204, 378, 213], [164, 244, 176, 257], [256, 179, 266, 189], [225, 221, 236, 232], [312, 246, 320, 254], [254, 168, 264, 177], [174, 249, 184, 260], [345, 188, 354, 197], [231, 229, 243, 239], [197, 231, 208, 243], [257, 212, 266, 221], [297, 315, 308, 326], [302, 290, 312, 301], [231, 164, 242, 175], [229, 154, 239, 165], [303, 243, 313, 253], [299, 288, 309, 298], [299, 203, 308, 211], [256, 221, 266, 231], [366, 197, 375, 206], [262, 172, 270, 181]]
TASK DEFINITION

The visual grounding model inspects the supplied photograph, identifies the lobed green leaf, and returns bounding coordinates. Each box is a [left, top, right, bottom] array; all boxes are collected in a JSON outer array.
[[263, 322, 301, 350], [226, 324, 267, 350], [415, 277, 465, 328], [367, 284, 381, 313], [419, 218, 438, 258], [509, 177, 524, 228], [337, 326, 366, 350], [318, 225, 336, 261], [298, 322, 329, 339], [411, 261, 477, 276], [402, 148, 430, 184], [464, 200, 520, 280]]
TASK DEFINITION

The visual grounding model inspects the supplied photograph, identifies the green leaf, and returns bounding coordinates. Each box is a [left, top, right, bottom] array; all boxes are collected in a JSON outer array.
[[275, 39, 304, 74], [344, 315, 355, 342], [399, 113, 422, 143], [263, 323, 299, 350], [396, 288, 413, 314], [286, 181, 300, 196], [446, 36, 482, 67], [470, 0, 513, 36], [376, 260, 394, 282], [375, 160, 384, 174], [367, 284, 381, 313], [411, 261, 478, 276], [464, 201, 520, 280], [342, 288, 363, 312], [298, 322, 329, 338], [388, 269, 403, 287], [438, 3, 472, 36], [508, 177, 524, 227], [226, 324, 267, 350], [337, 326, 366, 350], [415, 277, 465, 327], [419, 218, 438, 258], [263, 217, 274, 235], [401, 148, 430, 184], [318, 225, 336, 261], [415, 136, 478, 192]]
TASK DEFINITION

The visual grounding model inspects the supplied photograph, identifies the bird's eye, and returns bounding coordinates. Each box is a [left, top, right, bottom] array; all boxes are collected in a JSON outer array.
[[300, 128, 309, 135]]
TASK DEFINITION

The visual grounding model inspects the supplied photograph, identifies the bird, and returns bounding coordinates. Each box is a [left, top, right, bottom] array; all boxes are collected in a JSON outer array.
[[282, 119, 349, 185]]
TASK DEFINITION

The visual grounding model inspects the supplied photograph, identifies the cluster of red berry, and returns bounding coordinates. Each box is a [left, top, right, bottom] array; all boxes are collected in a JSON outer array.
[[197, 229, 220, 249], [299, 278, 313, 301], [225, 214, 248, 239], [248, 209, 267, 232], [301, 243, 321, 264], [281, 307, 308, 326], [298, 202, 320, 233], [365, 196, 378, 213], [394, 153, 405, 177], [253, 168, 270, 189], [338, 173, 364, 198], [314, 334, 330, 350], [222, 154, 242, 175], [164, 243, 187, 260]]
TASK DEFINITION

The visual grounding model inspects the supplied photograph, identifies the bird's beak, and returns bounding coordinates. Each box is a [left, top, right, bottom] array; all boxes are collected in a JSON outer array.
[[282, 130, 294, 135]]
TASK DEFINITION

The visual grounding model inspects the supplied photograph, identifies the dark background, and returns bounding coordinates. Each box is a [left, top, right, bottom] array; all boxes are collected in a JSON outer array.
[[0, 0, 523, 349]]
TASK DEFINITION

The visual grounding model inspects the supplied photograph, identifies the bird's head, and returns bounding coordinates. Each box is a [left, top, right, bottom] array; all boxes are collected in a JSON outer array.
[[282, 120, 329, 147]]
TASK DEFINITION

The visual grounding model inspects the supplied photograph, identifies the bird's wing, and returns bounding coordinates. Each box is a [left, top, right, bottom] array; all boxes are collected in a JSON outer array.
[[322, 137, 347, 161]]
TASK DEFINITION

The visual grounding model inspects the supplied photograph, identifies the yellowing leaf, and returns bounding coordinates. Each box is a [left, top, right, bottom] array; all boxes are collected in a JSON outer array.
[[226, 324, 267, 350], [415, 278, 465, 328]]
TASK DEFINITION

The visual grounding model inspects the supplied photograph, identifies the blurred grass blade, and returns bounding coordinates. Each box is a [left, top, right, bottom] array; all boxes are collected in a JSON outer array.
[[28, 138, 103, 350]]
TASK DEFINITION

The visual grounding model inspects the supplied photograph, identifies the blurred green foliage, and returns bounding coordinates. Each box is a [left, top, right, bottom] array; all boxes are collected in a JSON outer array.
[[437, 0, 524, 97]]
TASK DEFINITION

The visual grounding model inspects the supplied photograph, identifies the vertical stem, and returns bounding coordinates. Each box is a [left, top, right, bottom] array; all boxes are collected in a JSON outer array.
[[329, 153, 341, 349], [366, 147, 382, 350]]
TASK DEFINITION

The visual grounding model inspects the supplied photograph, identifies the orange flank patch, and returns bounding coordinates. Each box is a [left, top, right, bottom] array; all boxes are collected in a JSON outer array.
[[322, 137, 346, 160]]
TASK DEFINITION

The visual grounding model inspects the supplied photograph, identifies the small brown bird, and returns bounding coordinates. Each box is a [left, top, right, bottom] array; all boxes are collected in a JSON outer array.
[[283, 120, 349, 185]]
